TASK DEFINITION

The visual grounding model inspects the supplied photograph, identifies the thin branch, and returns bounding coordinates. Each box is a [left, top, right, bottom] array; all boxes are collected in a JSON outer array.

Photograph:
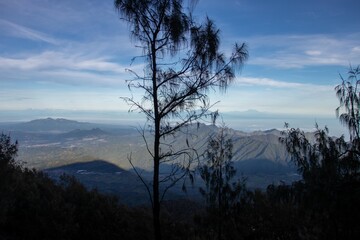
[[128, 153, 153, 207], [137, 125, 154, 158]]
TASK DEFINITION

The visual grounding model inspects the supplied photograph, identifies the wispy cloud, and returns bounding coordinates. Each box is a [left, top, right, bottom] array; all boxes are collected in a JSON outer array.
[[0, 87, 130, 111], [236, 77, 332, 92], [0, 48, 145, 87], [0, 19, 59, 44], [244, 34, 360, 68], [0, 51, 124, 73]]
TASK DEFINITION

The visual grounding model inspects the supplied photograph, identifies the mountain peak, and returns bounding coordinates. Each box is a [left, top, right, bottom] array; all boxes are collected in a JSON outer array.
[[28, 118, 83, 124], [16, 118, 91, 133]]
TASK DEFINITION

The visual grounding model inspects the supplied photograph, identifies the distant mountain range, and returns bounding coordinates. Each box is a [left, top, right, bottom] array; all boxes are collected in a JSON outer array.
[[0, 117, 133, 133], [1, 117, 92, 133], [0, 118, 302, 197]]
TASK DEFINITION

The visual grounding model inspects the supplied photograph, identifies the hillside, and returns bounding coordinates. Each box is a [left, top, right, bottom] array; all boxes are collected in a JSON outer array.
[[45, 160, 150, 205], [1, 118, 300, 192]]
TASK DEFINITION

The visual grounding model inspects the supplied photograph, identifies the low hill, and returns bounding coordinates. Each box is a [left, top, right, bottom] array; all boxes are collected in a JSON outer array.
[[45, 160, 194, 205], [46, 159, 126, 173], [59, 128, 109, 139], [45, 160, 149, 205]]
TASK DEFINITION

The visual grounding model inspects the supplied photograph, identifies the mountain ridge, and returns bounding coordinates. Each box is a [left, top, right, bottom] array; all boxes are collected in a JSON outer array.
[[0, 118, 295, 169], [0, 118, 305, 198]]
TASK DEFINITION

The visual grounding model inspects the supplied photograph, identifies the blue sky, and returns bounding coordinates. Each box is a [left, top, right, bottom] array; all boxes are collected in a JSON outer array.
[[1, 0, 360, 134]]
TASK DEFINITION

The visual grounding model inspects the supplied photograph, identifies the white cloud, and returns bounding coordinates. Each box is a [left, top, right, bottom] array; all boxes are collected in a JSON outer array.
[[207, 75, 338, 118], [305, 50, 322, 56], [0, 0, 354, 118], [0, 15, 144, 88], [0, 19, 59, 44], [0, 88, 129, 111], [0, 46, 148, 87], [352, 46, 360, 53], [0, 0, 121, 34], [244, 34, 360, 68], [236, 77, 332, 92], [0, 51, 125, 72]]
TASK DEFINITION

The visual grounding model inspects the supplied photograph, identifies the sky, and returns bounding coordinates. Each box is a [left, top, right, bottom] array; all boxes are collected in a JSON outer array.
[[1, 0, 360, 135]]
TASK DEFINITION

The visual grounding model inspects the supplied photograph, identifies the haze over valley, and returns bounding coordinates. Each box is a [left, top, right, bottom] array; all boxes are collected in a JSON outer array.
[[1, 117, 301, 204]]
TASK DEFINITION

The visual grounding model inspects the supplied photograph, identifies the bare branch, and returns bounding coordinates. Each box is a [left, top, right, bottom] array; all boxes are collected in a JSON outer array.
[[128, 153, 153, 207]]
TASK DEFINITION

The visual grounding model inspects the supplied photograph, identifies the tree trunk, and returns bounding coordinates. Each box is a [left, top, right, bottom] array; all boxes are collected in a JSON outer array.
[[152, 39, 162, 240], [218, 167, 222, 240], [153, 159, 161, 240], [153, 123, 161, 240]]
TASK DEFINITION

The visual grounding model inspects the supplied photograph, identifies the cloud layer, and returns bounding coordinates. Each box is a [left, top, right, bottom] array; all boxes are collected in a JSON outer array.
[[0, 0, 358, 120], [246, 34, 360, 68]]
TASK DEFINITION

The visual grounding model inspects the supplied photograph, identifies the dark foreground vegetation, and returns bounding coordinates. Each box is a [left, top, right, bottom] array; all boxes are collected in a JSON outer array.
[[0, 134, 155, 240]]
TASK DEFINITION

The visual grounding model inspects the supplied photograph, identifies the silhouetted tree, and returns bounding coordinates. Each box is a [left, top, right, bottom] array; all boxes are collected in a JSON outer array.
[[114, 1, 248, 239], [279, 122, 360, 239], [271, 66, 360, 239], [280, 124, 351, 183], [335, 65, 360, 141], [0, 133, 18, 169], [198, 127, 247, 240]]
